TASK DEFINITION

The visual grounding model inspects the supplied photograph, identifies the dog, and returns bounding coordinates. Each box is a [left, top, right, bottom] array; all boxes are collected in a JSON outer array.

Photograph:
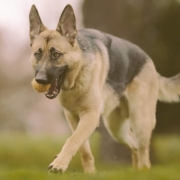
[[29, 4, 180, 173]]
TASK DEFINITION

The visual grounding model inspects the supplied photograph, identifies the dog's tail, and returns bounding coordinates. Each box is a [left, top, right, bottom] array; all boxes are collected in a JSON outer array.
[[158, 73, 180, 103]]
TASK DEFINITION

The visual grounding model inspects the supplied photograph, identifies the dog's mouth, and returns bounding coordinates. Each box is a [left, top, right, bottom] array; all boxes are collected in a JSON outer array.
[[45, 65, 68, 99]]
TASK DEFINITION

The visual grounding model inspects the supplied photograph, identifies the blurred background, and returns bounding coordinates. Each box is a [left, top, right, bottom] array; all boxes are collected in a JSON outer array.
[[0, 0, 180, 172]]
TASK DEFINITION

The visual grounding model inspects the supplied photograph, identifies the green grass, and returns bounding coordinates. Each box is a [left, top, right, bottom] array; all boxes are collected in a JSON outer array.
[[1, 165, 180, 180], [0, 133, 180, 180]]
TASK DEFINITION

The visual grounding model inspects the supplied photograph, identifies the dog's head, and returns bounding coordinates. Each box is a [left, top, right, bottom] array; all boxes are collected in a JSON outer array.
[[29, 4, 80, 99]]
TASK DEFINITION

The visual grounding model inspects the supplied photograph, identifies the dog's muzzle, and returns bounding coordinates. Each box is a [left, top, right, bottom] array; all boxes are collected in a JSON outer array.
[[45, 65, 68, 99], [35, 69, 49, 85]]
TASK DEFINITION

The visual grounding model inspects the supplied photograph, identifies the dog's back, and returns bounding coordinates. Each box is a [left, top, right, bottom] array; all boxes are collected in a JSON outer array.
[[77, 29, 150, 96]]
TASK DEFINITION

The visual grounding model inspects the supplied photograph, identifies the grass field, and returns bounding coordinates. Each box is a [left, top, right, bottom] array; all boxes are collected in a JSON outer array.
[[0, 132, 180, 180]]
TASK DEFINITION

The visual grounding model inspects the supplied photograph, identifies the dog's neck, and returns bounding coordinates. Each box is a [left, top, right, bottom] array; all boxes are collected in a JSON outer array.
[[62, 59, 94, 93], [62, 61, 82, 90]]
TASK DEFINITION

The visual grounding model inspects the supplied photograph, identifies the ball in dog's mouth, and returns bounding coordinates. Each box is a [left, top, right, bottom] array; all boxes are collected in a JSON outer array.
[[45, 65, 68, 99], [31, 79, 50, 93]]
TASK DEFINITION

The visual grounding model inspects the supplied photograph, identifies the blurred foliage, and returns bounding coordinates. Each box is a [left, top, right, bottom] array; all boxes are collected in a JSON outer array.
[[83, 0, 180, 133], [154, 135, 180, 163]]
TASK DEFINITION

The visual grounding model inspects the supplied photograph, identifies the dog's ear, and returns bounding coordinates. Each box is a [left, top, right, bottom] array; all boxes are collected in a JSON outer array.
[[56, 4, 77, 46], [29, 5, 46, 45]]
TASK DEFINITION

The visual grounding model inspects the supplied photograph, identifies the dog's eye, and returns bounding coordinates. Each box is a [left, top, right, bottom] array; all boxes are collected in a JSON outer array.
[[34, 53, 41, 60], [53, 52, 61, 58]]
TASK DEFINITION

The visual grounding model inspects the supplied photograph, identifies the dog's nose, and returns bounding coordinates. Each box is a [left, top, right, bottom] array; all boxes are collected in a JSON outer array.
[[35, 71, 48, 85], [35, 78, 48, 84]]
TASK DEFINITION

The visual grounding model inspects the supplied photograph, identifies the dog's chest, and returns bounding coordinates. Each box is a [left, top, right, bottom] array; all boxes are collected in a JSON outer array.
[[59, 70, 92, 111], [59, 89, 85, 111]]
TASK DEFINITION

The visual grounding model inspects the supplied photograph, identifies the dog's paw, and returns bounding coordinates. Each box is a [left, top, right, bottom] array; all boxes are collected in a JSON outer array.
[[48, 157, 68, 174], [48, 165, 64, 174]]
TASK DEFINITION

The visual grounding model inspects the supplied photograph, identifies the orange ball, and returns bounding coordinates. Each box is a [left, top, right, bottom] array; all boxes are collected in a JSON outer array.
[[31, 78, 50, 93]]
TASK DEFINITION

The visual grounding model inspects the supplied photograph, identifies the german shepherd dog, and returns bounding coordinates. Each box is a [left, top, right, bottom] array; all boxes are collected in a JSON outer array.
[[29, 4, 180, 173]]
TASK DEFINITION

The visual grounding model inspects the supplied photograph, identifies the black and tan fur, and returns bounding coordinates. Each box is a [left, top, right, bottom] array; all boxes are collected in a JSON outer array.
[[29, 4, 180, 173]]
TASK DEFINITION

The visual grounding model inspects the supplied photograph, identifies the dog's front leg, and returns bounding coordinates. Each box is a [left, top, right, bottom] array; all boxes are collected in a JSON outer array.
[[48, 110, 100, 173]]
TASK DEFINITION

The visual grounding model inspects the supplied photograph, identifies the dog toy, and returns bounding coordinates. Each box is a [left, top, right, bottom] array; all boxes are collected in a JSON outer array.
[[31, 78, 50, 93]]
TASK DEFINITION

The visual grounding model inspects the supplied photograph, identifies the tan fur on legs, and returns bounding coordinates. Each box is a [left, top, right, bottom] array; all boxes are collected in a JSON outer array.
[[79, 140, 96, 174], [131, 150, 138, 168], [103, 60, 158, 169], [55, 110, 96, 174], [65, 110, 96, 173], [126, 60, 158, 169], [103, 96, 139, 169], [49, 110, 100, 172]]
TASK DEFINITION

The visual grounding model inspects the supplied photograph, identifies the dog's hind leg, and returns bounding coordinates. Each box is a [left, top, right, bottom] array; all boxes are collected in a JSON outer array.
[[79, 140, 96, 173], [125, 60, 158, 169], [103, 96, 139, 168], [104, 60, 158, 169]]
